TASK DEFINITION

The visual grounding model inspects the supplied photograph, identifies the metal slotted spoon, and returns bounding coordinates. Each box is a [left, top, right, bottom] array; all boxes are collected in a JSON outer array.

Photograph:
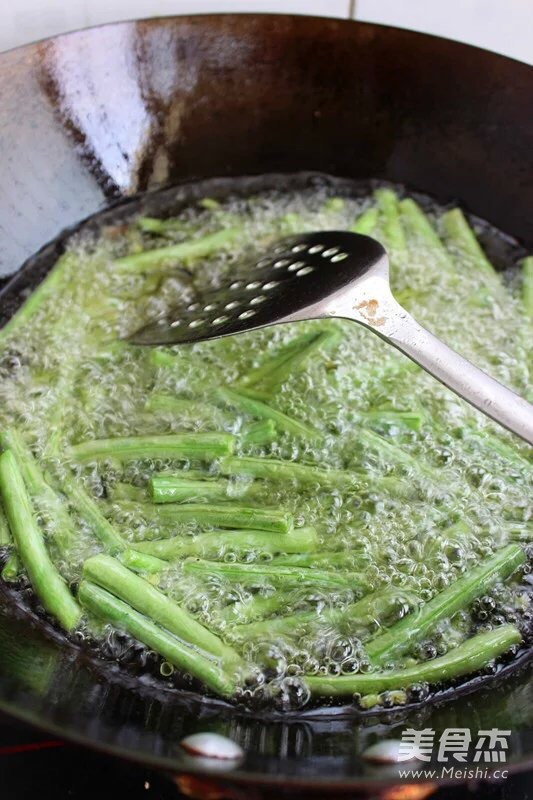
[[130, 231, 533, 444]]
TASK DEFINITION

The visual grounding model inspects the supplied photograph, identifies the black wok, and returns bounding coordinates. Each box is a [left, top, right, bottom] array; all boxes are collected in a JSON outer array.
[[0, 14, 532, 796]]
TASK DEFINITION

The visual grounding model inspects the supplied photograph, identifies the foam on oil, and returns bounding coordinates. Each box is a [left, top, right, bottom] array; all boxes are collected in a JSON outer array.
[[0, 180, 531, 710]]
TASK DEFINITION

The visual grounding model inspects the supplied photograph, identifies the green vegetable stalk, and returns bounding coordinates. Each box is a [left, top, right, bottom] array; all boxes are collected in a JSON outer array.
[[351, 207, 379, 236], [366, 544, 525, 664], [240, 419, 277, 446], [218, 387, 321, 441], [239, 328, 340, 392], [150, 474, 238, 504], [83, 554, 240, 667], [306, 624, 521, 697], [111, 228, 241, 272], [141, 502, 294, 534], [0, 252, 77, 346], [78, 580, 238, 696], [0, 429, 77, 553], [183, 558, 367, 591], [0, 450, 81, 631], [133, 526, 317, 560], [69, 433, 236, 463]]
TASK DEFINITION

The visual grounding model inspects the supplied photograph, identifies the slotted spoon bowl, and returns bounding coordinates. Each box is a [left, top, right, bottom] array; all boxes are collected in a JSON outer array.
[[130, 231, 533, 444]]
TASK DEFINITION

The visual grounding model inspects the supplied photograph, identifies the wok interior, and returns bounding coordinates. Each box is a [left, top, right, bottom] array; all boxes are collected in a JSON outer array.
[[0, 13, 532, 786]]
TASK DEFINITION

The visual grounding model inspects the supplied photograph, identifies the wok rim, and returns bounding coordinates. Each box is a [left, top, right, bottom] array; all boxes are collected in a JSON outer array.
[[0, 13, 532, 789]]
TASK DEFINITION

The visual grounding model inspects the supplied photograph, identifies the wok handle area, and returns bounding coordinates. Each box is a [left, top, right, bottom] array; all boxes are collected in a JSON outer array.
[[351, 297, 533, 445]]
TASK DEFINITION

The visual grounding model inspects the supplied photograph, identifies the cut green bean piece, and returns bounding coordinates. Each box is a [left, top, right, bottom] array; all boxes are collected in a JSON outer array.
[[239, 331, 318, 388], [269, 549, 366, 568], [69, 433, 236, 463], [0, 253, 76, 346], [464, 429, 531, 470], [241, 419, 277, 446], [134, 526, 317, 560], [366, 544, 525, 664], [521, 256, 533, 318], [183, 558, 367, 590], [0, 507, 10, 546], [351, 207, 379, 236], [150, 475, 236, 504], [119, 549, 168, 574], [216, 592, 292, 625], [375, 188, 407, 256], [219, 456, 359, 489], [144, 394, 231, 427], [218, 387, 321, 441], [83, 554, 240, 667], [233, 589, 415, 639], [0, 450, 81, 631], [441, 208, 497, 278], [109, 483, 149, 503], [307, 624, 521, 697], [143, 503, 293, 534], [112, 228, 241, 272], [218, 456, 410, 498], [136, 217, 190, 235], [79, 580, 237, 696], [260, 328, 342, 391], [360, 409, 425, 432], [0, 429, 77, 553], [357, 428, 435, 483], [1, 552, 19, 582], [60, 474, 126, 553], [400, 199, 450, 257]]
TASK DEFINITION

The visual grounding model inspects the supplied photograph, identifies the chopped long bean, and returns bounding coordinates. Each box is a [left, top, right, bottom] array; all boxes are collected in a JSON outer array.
[[233, 589, 415, 639], [216, 592, 293, 625], [1, 552, 19, 582], [219, 455, 359, 489], [83, 554, 240, 666], [269, 549, 366, 568], [0, 450, 81, 631], [141, 502, 293, 534], [241, 419, 277, 446], [60, 474, 126, 553], [78, 580, 237, 696], [239, 331, 318, 387], [366, 544, 525, 664], [218, 455, 411, 497], [351, 207, 379, 236], [0, 507, 10, 546], [0, 252, 76, 346], [218, 387, 321, 441], [150, 475, 237, 504], [69, 433, 236, 463], [112, 228, 241, 272], [441, 208, 497, 279], [183, 559, 367, 590], [306, 624, 521, 697], [134, 526, 317, 560], [119, 549, 168, 574], [375, 188, 407, 257], [400, 199, 452, 260], [144, 394, 231, 427], [0, 429, 77, 552], [259, 328, 341, 391], [359, 409, 425, 433]]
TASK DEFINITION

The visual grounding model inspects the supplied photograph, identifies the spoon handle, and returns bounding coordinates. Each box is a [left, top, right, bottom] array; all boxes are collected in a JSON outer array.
[[350, 295, 533, 445]]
